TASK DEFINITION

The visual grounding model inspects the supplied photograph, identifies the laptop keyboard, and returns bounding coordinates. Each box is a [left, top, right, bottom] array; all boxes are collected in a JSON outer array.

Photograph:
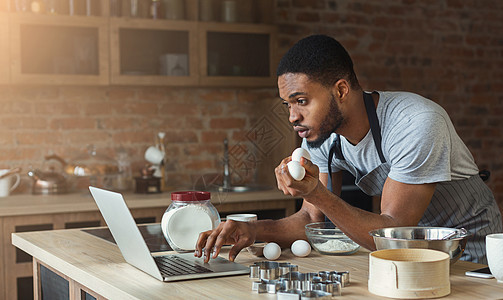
[[154, 255, 213, 277]]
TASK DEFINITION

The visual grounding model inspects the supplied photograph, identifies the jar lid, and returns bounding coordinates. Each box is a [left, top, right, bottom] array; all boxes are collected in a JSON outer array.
[[171, 191, 211, 201]]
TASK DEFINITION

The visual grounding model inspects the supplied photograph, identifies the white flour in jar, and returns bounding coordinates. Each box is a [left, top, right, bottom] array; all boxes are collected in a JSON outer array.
[[314, 239, 359, 253], [161, 205, 213, 251]]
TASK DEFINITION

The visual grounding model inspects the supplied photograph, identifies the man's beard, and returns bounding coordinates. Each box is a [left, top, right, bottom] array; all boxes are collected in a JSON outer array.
[[306, 94, 344, 149]]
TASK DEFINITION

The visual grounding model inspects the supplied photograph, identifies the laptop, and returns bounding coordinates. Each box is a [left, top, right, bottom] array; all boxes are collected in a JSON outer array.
[[88, 186, 249, 282]]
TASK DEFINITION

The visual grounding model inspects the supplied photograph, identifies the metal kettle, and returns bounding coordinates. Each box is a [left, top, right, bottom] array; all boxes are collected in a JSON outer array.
[[27, 155, 68, 195]]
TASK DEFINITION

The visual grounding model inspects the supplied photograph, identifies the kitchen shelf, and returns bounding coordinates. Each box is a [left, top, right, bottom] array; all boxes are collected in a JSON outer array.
[[110, 18, 198, 86], [10, 13, 110, 85]]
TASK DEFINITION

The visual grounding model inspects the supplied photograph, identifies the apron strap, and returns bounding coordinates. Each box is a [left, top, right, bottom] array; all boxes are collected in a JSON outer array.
[[327, 138, 338, 193], [363, 92, 386, 164], [327, 91, 386, 193]]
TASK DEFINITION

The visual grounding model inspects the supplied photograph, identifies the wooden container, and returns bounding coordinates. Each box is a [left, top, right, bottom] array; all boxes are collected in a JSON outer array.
[[368, 249, 450, 299]]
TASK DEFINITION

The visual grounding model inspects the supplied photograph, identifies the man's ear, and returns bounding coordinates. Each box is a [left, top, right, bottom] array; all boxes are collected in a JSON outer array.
[[332, 79, 350, 103]]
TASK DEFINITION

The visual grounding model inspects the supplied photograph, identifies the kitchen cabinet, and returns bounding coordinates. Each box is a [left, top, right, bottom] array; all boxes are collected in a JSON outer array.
[[1, 209, 165, 300], [197, 0, 277, 87], [0, 12, 9, 84], [0, 191, 298, 300], [10, 13, 110, 85], [199, 22, 277, 87], [2, 0, 277, 87], [110, 18, 199, 86]]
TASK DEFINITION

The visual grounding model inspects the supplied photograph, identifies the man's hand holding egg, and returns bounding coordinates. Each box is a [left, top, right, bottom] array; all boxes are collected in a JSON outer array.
[[287, 148, 311, 181], [275, 147, 320, 198]]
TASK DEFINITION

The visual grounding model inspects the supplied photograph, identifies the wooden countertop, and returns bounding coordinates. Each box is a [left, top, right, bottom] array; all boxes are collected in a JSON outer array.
[[0, 189, 296, 217], [12, 229, 503, 299]]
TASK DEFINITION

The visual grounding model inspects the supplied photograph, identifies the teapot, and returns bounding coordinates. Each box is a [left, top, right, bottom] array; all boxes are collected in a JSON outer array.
[[28, 155, 68, 195]]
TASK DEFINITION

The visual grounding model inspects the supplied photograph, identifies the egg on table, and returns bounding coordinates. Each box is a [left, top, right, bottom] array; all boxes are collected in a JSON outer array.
[[263, 242, 281, 260], [291, 240, 311, 257]]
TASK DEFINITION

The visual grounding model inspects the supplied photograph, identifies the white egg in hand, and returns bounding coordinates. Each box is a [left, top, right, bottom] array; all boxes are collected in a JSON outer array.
[[263, 242, 281, 260], [287, 160, 306, 181], [291, 147, 311, 162], [291, 240, 311, 257]]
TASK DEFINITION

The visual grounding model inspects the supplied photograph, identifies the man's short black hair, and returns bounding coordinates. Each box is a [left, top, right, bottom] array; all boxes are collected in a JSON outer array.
[[276, 35, 360, 89]]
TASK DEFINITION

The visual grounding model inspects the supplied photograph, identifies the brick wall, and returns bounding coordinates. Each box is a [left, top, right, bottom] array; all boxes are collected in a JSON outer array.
[[276, 0, 503, 215], [1, 0, 502, 217], [0, 86, 294, 193]]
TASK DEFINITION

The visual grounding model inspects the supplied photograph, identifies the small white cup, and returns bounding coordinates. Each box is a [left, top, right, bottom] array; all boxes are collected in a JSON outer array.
[[226, 213, 257, 222], [487, 233, 503, 283], [226, 213, 261, 256], [144, 146, 164, 165], [0, 170, 21, 197]]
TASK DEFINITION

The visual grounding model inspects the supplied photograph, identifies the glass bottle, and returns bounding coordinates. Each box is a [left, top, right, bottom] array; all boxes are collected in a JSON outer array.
[[115, 147, 132, 191], [149, 0, 162, 19], [129, 0, 138, 17], [221, 0, 236, 22], [85, 0, 92, 15]]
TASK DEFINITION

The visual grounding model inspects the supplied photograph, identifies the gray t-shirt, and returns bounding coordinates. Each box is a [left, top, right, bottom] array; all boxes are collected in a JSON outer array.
[[302, 91, 502, 263], [304, 91, 479, 184]]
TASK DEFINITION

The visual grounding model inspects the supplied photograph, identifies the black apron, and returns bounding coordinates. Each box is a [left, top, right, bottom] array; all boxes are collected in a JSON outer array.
[[324, 92, 503, 264], [327, 91, 388, 195]]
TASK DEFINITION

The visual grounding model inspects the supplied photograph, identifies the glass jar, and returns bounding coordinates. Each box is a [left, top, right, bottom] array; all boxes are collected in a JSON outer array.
[[114, 147, 132, 191], [221, 0, 236, 22], [161, 191, 220, 252], [149, 0, 163, 19]]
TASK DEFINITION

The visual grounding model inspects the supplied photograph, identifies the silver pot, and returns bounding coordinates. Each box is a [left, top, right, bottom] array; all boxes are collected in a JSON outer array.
[[369, 227, 470, 264]]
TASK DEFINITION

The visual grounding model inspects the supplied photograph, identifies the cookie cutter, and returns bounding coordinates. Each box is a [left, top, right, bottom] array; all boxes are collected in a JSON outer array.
[[324, 271, 349, 287], [252, 279, 282, 294], [277, 290, 332, 300], [251, 274, 342, 296], [250, 261, 299, 280], [312, 281, 341, 295], [249, 261, 347, 297]]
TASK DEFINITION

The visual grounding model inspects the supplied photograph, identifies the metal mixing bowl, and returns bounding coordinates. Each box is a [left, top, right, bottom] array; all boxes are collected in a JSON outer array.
[[369, 227, 470, 264]]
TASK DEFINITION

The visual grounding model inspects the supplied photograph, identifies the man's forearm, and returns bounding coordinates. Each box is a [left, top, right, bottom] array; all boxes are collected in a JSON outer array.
[[304, 184, 401, 250]]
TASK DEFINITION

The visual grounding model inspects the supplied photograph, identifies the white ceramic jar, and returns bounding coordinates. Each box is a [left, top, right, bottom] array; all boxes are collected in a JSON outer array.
[[161, 191, 220, 252]]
